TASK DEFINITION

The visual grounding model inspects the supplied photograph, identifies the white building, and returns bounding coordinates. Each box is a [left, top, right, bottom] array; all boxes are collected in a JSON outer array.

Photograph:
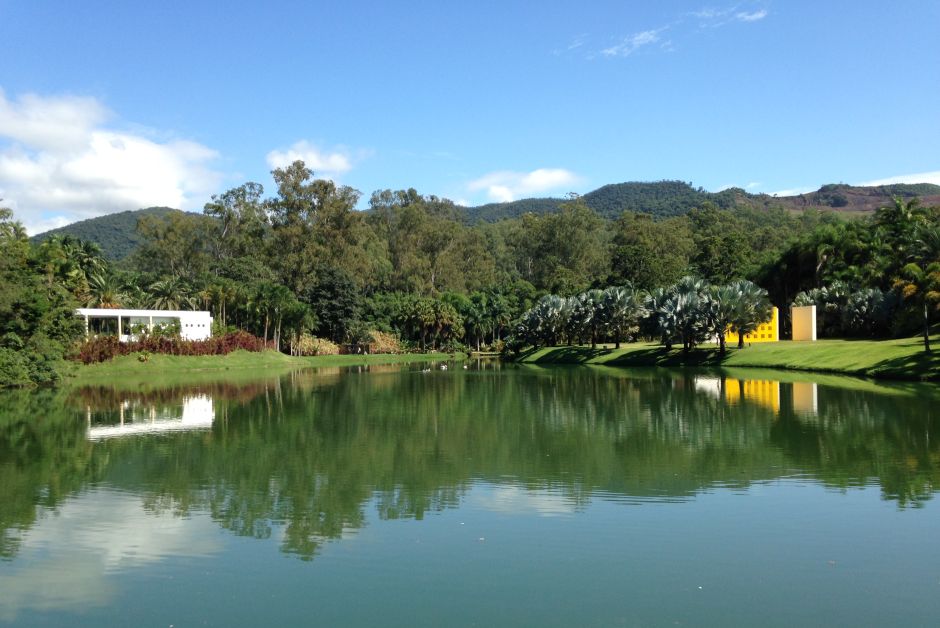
[[76, 308, 213, 341]]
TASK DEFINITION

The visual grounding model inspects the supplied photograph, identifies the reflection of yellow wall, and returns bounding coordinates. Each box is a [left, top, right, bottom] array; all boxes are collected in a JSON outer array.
[[792, 381, 818, 415], [725, 306, 779, 344], [724, 378, 780, 412]]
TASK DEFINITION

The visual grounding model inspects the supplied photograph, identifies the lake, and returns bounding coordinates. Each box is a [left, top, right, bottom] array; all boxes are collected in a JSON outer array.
[[1, 362, 939, 626]]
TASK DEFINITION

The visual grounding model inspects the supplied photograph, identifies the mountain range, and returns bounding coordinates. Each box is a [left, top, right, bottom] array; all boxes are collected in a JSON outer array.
[[30, 181, 940, 260]]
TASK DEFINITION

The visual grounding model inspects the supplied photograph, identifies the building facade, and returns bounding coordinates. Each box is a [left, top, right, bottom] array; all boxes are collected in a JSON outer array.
[[76, 308, 213, 341], [723, 306, 779, 345]]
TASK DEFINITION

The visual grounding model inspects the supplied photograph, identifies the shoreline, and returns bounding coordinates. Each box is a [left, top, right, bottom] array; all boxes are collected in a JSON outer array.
[[512, 337, 940, 382], [65, 350, 467, 386]]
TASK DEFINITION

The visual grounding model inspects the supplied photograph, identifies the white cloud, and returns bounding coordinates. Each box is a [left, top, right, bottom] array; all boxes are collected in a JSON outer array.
[[0, 89, 222, 235], [265, 140, 357, 180], [856, 170, 940, 187], [689, 5, 769, 28], [467, 168, 582, 203], [736, 9, 768, 22], [602, 29, 664, 57], [715, 181, 762, 192], [769, 186, 817, 197]]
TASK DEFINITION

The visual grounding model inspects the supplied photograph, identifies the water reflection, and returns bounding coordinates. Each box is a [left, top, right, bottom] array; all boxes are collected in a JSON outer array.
[[0, 489, 221, 621], [86, 394, 215, 440], [1, 366, 938, 571]]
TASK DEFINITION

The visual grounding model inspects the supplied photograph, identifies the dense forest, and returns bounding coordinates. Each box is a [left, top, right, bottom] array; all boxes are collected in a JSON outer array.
[[3, 160, 940, 386], [31, 206, 179, 260], [32, 181, 940, 261]]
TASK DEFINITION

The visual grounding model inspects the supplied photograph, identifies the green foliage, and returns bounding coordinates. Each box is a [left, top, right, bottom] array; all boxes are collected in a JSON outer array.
[[506, 197, 608, 293], [688, 203, 751, 283], [29, 207, 181, 259], [304, 266, 362, 343], [610, 213, 693, 289], [0, 209, 84, 387], [12, 167, 940, 365]]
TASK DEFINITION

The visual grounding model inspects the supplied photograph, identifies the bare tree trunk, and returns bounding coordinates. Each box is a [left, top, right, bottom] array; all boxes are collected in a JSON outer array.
[[924, 302, 932, 352]]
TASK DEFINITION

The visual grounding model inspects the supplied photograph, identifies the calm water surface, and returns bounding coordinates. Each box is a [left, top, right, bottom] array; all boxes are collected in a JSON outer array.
[[1, 363, 939, 626]]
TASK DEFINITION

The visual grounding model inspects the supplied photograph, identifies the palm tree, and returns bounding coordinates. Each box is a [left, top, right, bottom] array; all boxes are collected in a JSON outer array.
[[467, 293, 489, 351], [147, 277, 196, 310], [528, 294, 566, 347], [707, 284, 738, 355], [648, 286, 677, 350], [894, 261, 940, 352], [577, 289, 606, 348], [603, 285, 648, 348], [432, 301, 463, 349], [671, 276, 711, 354], [561, 296, 583, 345], [727, 280, 773, 349], [485, 291, 512, 344], [410, 297, 437, 351], [915, 222, 940, 265], [85, 272, 128, 309]]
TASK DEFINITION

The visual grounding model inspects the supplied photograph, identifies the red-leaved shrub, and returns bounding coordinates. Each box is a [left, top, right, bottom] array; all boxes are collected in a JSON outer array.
[[75, 331, 267, 364]]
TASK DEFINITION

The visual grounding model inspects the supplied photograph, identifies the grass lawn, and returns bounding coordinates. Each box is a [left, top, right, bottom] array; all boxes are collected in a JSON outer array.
[[67, 350, 465, 386], [515, 335, 940, 381]]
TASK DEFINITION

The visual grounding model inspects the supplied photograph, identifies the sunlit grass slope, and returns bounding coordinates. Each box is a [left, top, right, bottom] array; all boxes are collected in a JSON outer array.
[[68, 350, 464, 384], [516, 336, 940, 381]]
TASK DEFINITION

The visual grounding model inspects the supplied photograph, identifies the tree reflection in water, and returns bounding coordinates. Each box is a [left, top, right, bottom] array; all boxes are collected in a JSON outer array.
[[1, 364, 937, 560]]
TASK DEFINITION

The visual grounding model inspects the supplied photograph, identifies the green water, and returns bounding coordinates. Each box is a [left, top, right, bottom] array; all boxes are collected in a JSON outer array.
[[1, 362, 939, 626]]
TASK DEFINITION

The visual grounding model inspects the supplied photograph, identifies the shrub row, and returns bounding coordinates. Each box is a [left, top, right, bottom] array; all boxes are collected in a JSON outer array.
[[293, 334, 340, 356], [75, 331, 266, 364]]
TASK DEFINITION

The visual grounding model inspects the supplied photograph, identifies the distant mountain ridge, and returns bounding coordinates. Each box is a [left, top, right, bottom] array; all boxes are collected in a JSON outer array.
[[28, 181, 940, 259], [30, 207, 183, 260], [460, 180, 940, 222]]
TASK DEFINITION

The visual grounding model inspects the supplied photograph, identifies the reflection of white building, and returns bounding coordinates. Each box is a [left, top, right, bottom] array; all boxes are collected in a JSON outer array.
[[87, 394, 215, 440], [76, 308, 212, 341], [694, 376, 722, 398]]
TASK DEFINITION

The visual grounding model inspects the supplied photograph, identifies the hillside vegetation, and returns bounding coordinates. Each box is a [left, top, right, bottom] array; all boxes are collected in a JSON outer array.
[[6, 160, 940, 387], [461, 180, 940, 223], [32, 182, 940, 259], [30, 206, 184, 259]]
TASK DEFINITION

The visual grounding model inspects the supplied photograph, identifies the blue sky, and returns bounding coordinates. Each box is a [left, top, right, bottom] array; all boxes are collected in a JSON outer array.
[[1, 0, 938, 233]]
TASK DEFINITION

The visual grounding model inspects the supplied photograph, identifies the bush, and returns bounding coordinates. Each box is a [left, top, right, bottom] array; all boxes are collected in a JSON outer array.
[[369, 331, 402, 354], [75, 330, 266, 364], [294, 334, 340, 356], [0, 348, 31, 387]]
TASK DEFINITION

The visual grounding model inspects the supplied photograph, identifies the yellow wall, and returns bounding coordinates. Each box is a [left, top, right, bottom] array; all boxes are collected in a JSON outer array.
[[725, 306, 779, 344], [791, 305, 817, 341]]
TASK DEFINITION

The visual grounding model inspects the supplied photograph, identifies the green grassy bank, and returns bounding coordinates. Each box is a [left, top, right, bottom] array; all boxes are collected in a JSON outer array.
[[68, 350, 465, 385], [515, 336, 940, 381]]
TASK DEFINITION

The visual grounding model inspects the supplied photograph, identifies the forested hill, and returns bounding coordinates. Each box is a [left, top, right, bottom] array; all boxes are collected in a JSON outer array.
[[460, 181, 940, 222], [28, 181, 940, 258], [30, 207, 183, 259]]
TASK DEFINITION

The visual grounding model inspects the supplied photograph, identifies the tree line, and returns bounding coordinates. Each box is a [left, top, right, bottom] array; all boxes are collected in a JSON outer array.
[[512, 277, 772, 356], [2, 161, 939, 384]]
